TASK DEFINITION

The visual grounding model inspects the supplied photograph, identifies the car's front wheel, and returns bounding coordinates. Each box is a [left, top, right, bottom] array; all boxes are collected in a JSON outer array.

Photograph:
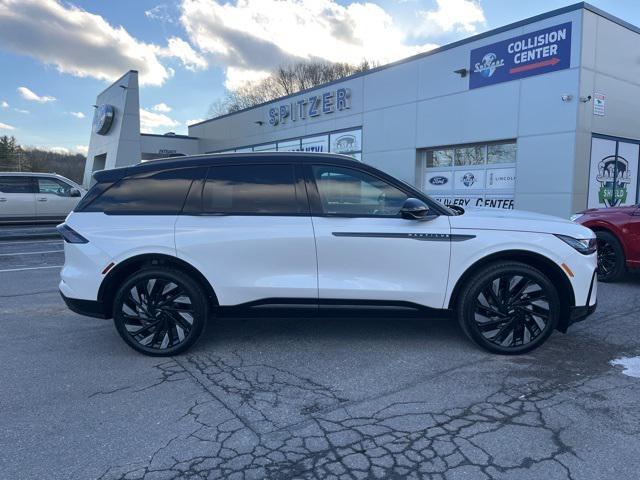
[[595, 230, 625, 282], [457, 262, 560, 355], [113, 268, 208, 356]]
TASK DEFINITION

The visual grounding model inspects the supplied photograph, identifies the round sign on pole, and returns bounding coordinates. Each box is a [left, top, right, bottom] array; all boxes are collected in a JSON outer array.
[[93, 104, 115, 135]]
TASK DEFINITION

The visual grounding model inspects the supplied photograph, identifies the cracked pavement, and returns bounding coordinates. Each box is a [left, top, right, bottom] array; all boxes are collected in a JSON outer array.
[[1, 239, 640, 479]]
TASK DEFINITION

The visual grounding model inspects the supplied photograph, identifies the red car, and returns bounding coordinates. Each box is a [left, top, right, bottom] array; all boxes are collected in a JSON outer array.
[[572, 206, 640, 282]]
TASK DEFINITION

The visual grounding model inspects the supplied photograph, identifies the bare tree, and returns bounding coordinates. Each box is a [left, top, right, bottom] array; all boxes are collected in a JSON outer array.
[[209, 59, 376, 117]]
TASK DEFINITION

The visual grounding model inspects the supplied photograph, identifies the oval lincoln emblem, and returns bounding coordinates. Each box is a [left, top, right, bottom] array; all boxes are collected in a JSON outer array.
[[429, 176, 448, 186]]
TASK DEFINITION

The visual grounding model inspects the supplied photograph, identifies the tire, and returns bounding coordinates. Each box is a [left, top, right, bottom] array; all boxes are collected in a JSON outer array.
[[456, 261, 560, 355], [113, 268, 208, 356], [595, 230, 625, 282]]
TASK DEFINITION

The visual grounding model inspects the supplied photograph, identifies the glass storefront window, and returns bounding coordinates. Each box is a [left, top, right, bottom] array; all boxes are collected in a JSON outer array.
[[330, 129, 361, 155], [253, 143, 276, 152], [427, 149, 454, 167], [213, 128, 363, 159], [455, 146, 485, 166], [277, 139, 301, 152], [487, 142, 517, 164], [301, 136, 329, 153]]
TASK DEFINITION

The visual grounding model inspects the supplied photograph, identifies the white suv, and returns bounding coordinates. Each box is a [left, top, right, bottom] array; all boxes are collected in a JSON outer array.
[[58, 153, 597, 356], [0, 172, 85, 223]]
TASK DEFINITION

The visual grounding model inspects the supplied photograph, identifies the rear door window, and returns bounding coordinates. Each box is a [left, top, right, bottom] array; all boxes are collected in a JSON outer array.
[[82, 167, 204, 214], [0, 176, 36, 193], [202, 164, 303, 215]]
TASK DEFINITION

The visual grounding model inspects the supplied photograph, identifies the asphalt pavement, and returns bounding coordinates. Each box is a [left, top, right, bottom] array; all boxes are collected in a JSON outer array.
[[1, 236, 639, 480]]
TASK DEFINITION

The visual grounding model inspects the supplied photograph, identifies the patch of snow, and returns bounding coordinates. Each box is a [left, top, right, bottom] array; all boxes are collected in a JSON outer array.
[[610, 356, 640, 379]]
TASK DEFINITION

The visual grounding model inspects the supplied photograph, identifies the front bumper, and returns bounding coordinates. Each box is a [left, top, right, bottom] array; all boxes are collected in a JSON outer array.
[[565, 269, 597, 328], [569, 302, 597, 323], [60, 291, 108, 319]]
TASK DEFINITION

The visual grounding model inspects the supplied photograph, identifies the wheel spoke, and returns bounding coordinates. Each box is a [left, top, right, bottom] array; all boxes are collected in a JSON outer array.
[[491, 320, 515, 345], [508, 276, 530, 304], [483, 284, 503, 312]]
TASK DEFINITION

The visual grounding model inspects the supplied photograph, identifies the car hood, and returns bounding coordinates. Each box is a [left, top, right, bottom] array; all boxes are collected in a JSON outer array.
[[449, 207, 594, 237], [580, 205, 637, 215]]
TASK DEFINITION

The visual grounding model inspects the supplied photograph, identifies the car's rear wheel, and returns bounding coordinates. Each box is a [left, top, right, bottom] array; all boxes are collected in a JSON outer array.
[[595, 230, 625, 282], [457, 262, 560, 355], [113, 268, 207, 356]]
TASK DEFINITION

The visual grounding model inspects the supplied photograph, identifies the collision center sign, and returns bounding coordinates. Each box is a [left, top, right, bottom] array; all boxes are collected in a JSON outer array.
[[469, 22, 572, 89]]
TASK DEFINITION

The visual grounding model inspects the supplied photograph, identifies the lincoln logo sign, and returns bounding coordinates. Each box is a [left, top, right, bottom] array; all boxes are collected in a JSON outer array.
[[470, 22, 571, 89], [269, 88, 351, 126]]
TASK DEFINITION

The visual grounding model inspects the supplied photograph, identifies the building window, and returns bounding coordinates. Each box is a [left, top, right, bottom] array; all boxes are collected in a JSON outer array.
[[217, 128, 363, 160], [587, 135, 639, 208], [420, 140, 517, 210]]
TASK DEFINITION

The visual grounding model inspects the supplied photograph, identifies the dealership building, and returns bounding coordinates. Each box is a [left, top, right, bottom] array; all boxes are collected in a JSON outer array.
[[84, 2, 640, 218]]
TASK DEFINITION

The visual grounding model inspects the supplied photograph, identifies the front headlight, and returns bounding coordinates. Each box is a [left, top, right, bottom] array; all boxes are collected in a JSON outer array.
[[555, 234, 597, 255], [569, 213, 583, 222]]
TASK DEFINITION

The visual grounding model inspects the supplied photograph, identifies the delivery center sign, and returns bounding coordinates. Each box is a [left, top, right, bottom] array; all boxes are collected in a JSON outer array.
[[469, 22, 572, 89]]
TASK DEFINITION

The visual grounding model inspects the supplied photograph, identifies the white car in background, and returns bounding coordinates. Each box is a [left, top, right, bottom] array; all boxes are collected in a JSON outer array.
[[57, 153, 597, 356], [0, 172, 85, 224]]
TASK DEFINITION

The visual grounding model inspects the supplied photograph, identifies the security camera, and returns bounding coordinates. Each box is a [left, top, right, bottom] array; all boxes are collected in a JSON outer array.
[[561, 94, 573, 102]]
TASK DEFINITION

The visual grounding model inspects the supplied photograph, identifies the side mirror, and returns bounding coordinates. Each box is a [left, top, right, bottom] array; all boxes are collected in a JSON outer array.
[[69, 188, 82, 197], [400, 198, 432, 220]]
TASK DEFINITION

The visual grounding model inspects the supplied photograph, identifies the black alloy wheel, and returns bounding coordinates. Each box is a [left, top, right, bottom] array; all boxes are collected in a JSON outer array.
[[595, 230, 625, 282], [113, 268, 207, 356], [458, 262, 559, 354]]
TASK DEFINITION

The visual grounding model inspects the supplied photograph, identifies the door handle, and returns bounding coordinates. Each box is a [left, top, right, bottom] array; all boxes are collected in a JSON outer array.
[[0, 198, 6, 202], [37, 197, 48, 202]]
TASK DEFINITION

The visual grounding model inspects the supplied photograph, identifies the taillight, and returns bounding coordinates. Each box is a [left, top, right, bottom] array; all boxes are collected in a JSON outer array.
[[56, 223, 89, 244]]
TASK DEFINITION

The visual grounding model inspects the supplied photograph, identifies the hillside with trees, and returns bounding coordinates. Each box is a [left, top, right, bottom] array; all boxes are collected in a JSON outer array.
[[0, 135, 85, 184]]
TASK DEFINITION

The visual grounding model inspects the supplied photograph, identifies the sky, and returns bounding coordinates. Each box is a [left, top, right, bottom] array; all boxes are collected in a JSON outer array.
[[0, 0, 639, 155]]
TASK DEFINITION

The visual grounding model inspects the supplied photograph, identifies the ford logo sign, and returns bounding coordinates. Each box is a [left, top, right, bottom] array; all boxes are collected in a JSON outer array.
[[429, 176, 448, 186]]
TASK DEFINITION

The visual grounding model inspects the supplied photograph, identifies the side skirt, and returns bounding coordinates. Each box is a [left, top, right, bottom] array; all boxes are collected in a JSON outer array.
[[214, 298, 453, 319]]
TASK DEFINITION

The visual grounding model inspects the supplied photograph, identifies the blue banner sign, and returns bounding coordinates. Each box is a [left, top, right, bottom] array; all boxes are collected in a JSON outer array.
[[469, 22, 572, 89]]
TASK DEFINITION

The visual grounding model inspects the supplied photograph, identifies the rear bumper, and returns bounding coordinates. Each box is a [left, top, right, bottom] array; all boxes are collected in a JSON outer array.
[[60, 291, 108, 319]]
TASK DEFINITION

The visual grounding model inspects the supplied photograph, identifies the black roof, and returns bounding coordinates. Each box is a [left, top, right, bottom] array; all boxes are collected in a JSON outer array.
[[93, 152, 361, 182]]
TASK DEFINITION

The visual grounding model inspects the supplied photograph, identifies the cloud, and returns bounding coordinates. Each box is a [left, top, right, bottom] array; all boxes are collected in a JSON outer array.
[[69, 111, 86, 119], [18, 86, 56, 103], [145, 4, 176, 24], [419, 0, 485, 34], [48, 146, 70, 154], [160, 37, 208, 71], [1, 100, 8, 108], [0, 122, 15, 131], [0, 0, 175, 86], [179, 0, 437, 88], [152, 102, 172, 113], [75, 145, 88, 155], [14, 108, 29, 114], [139, 108, 180, 133]]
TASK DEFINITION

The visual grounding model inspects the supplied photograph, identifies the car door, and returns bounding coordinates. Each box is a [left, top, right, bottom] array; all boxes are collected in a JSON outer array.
[[0, 175, 36, 220], [626, 207, 640, 266], [175, 162, 318, 306], [306, 163, 452, 309], [35, 177, 79, 219]]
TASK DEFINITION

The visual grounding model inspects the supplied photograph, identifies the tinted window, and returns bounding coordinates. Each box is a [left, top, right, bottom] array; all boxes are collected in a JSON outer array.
[[0, 176, 35, 193], [312, 165, 408, 216], [38, 177, 73, 196], [83, 168, 203, 214], [203, 164, 299, 215]]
